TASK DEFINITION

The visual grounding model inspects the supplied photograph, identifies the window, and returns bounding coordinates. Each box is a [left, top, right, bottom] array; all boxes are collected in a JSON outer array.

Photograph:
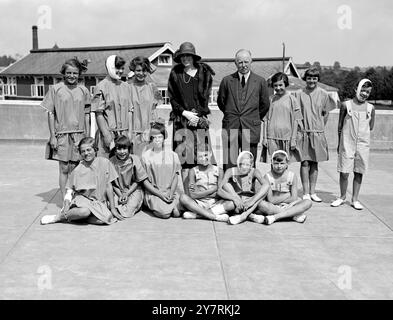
[[4, 77, 17, 96], [31, 77, 45, 97], [209, 87, 219, 105], [158, 54, 172, 66], [90, 86, 96, 96], [158, 88, 170, 105]]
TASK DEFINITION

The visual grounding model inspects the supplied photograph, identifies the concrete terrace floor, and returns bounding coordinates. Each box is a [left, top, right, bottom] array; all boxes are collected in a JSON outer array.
[[0, 142, 393, 300]]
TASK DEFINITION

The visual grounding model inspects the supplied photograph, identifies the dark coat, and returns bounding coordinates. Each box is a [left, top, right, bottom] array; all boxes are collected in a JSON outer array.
[[217, 71, 270, 144]]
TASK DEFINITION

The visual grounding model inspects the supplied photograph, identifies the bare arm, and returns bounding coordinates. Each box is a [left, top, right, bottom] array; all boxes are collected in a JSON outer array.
[[189, 168, 217, 199], [96, 112, 112, 147], [246, 170, 269, 206], [48, 112, 57, 149], [337, 102, 347, 151], [84, 112, 90, 137], [370, 107, 376, 131], [217, 169, 238, 200]]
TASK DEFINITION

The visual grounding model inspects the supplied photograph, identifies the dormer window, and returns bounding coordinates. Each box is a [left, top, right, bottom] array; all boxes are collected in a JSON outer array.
[[158, 54, 172, 66]]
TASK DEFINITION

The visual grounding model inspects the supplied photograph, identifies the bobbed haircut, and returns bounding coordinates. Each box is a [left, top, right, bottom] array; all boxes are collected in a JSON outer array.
[[149, 120, 168, 142], [114, 135, 132, 151], [271, 72, 289, 87], [60, 58, 88, 76], [115, 56, 126, 69], [78, 137, 98, 153], [303, 67, 320, 81], [129, 56, 154, 73], [272, 153, 288, 163]]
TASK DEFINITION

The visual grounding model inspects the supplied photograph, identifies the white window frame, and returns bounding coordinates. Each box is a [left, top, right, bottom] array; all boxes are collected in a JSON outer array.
[[209, 87, 219, 106], [157, 54, 172, 66], [158, 87, 170, 105], [31, 76, 45, 98], [5, 76, 17, 96], [90, 86, 96, 96]]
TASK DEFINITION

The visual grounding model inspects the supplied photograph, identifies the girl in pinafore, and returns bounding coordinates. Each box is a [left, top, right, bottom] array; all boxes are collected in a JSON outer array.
[[261, 72, 302, 163], [218, 151, 270, 225], [110, 135, 148, 218], [128, 56, 162, 156], [42, 57, 91, 200], [92, 55, 133, 158], [141, 120, 183, 219], [297, 68, 337, 202], [40, 137, 122, 225], [331, 79, 375, 210]]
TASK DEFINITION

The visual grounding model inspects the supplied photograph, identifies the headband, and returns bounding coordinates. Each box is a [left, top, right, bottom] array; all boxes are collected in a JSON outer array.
[[105, 55, 121, 80], [271, 150, 289, 161]]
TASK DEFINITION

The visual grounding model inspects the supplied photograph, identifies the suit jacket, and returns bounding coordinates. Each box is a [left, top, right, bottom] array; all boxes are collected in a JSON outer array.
[[217, 71, 270, 144]]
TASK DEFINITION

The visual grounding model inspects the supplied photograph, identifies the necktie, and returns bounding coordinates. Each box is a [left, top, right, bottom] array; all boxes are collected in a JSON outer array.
[[241, 75, 245, 88]]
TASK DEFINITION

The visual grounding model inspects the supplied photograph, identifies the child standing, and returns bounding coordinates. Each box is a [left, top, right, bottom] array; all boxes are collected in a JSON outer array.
[[331, 79, 375, 210], [252, 150, 312, 225], [218, 151, 270, 225], [92, 55, 133, 158], [179, 148, 230, 222], [42, 57, 91, 200], [110, 135, 148, 218], [128, 56, 162, 156], [141, 120, 183, 219], [40, 137, 122, 225], [262, 72, 302, 162], [297, 68, 337, 202]]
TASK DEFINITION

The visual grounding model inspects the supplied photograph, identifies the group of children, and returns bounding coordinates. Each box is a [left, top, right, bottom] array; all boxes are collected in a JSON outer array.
[[40, 57, 376, 226]]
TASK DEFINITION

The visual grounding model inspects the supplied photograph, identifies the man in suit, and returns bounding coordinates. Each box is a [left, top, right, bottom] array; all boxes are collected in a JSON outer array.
[[217, 49, 270, 170]]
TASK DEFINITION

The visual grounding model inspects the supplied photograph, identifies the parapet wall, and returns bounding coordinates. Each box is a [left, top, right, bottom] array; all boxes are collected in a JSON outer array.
[[1, 101, 392, 150]]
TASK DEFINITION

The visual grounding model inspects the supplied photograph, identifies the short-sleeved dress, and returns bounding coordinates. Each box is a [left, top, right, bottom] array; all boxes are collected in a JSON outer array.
[[66, 156, 119, 224], [128, 79, 161, 156], [227, 167, 257, 200], [110, 154, 148, 217], [41, 82, 91, 162], [141, 149, 184, 215], [337, 100, 374, 174], [262, 93, 302, 162], [296, 86, 337, 162], [190, 165, 222, 209], [91, 76, 133, 157]]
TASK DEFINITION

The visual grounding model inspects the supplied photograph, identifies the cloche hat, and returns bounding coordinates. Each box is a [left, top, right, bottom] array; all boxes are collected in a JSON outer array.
[[173, 42, 201, 63]]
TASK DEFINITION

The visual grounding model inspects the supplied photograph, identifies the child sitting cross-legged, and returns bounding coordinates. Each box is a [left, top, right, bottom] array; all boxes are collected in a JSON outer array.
[[252, 150, 312, 225], [179, 147, 231, 222]]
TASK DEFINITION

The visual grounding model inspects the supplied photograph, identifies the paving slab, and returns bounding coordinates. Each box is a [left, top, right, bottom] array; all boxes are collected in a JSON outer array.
[[0, 143, 393, 300]]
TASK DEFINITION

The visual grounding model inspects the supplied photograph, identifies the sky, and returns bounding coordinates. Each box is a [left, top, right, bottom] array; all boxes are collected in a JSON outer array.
[[0, 0, 392, 67]]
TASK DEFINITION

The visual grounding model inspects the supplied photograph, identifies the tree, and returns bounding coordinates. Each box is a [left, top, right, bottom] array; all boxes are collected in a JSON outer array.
[[304, 61, 311, 68], [333, 61, 341, 71], [312, 61, 322, 71], [340, 70, 361, 100], [0, 55, 16, 66]]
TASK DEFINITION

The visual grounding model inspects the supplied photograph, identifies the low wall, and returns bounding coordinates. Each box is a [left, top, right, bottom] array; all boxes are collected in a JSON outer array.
[[1, 101, 392, 150]]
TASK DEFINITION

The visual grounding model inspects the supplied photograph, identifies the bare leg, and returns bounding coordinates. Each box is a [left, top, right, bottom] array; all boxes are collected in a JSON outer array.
[[180, 194, 217, 220], [272, 200, 312, 222], [58, 161, 69, 200], [339, 172, 349, 199], [309, 161, 318, 195], [300, 161, 310, 196], [352, 172, 363, 203], [181, 168, 190, 195], [86, 215, 106, 225], [49, 207, 91, 223]]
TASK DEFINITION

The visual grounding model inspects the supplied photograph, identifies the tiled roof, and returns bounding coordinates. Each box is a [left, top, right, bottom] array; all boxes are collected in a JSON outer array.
[[0, 43, 169, 76]]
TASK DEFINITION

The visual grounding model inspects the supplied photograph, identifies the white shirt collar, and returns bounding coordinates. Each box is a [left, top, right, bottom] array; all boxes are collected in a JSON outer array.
[[238, 71, 251, 83]]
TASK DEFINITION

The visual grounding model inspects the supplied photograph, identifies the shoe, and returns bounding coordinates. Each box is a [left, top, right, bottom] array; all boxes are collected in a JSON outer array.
[[310, 194, 322, 202], [293, 214, 307, 223], [214, 214, 229, 222], [331, 198, 345, 207], [263, 215, 276, 225], [40, 215, 57, 225], [183, 211, 198, 219], [351, 201, 364, 210], [303, 194, 311, 201], [248, 213, 265, 224], [228, 215, 243, 225]]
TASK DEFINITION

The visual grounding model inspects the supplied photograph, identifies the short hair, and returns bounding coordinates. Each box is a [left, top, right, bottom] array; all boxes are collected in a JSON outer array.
[[115, 56, 126, 69], [149, 120, 168, 141], [360, 81, 373, 89], [272, 150, 289, 163], [78, 137, 98, 153], [60, 58, 88, 75], [238, 151, 254, 164], [303, 67, 320, 81], [114, 135, 132, 151], [271, 72, 289, 87], [235, 49, 252, 60], [129, 56, 154, 73]]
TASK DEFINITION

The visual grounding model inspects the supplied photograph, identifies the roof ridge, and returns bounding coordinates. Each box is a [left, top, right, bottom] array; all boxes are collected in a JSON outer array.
[[30, 42, 170, 53], [201, 57, 291, 62]]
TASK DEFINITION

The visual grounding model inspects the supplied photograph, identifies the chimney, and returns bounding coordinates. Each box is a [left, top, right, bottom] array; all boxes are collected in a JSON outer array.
[[32, 26, 38, 50]]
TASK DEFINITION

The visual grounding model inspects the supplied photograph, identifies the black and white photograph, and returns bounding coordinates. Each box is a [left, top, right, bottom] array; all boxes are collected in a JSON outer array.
[[0, 0, 392, 306]]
